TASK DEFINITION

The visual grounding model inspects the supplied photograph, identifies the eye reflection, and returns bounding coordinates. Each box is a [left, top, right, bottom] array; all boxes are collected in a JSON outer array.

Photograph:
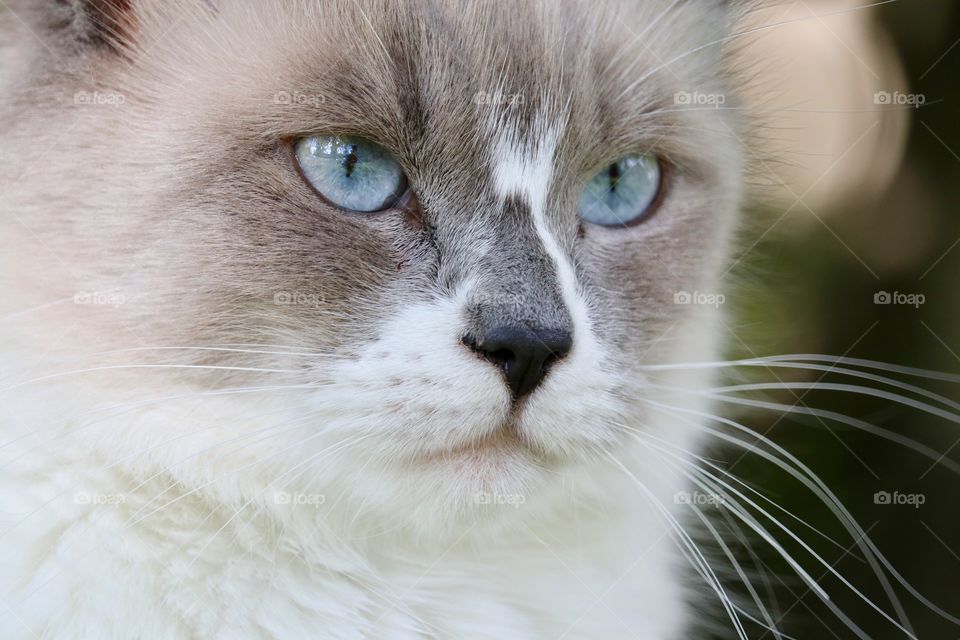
[[295, 135, 409, 213], [579, 153, 661, 227]]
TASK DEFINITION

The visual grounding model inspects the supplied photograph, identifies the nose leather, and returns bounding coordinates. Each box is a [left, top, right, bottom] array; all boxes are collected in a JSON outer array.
[[463, 325, 573, 398]]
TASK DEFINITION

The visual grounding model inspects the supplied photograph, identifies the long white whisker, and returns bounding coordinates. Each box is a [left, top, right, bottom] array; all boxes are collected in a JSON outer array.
[[619, 415, 853, 554], [643, 384, 960, 475], [179, 431, 376, 573], [716, 500, 788, 637], [643, 399, 911, 621], [606, 453, 750, 640], [665, 456, 788, 638], [626, 427, 911, 640], [46, 345, 344, 359], [643, 399, 959, 627], [710, 382, 960, 422], [0, 407, 321, 541], [123, 419, 352, 528], [1, 364, 299, 393], [700, 391, 960, 476], [638, 355, 960, 383], [625, 428, 827, 598], [641, 359, 960, 414]]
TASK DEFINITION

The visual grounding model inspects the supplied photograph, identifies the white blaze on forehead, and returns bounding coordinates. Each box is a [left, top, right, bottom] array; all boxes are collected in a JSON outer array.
[[490, 122, 557, 215], [489, 118, 596, 351]]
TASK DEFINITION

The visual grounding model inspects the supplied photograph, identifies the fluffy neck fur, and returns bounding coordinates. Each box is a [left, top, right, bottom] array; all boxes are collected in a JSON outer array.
[[0, 1, 746, 638]]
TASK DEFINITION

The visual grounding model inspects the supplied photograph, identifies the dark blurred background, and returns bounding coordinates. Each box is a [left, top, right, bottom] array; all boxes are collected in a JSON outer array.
[[717, 1, 960, 637]]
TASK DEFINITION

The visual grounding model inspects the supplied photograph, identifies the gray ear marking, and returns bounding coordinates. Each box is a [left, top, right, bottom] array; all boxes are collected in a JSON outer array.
[[69, 0, 136, 49], [26, 0, 137, 53]]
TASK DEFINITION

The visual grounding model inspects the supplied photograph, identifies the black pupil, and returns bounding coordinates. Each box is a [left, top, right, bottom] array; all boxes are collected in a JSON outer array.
[[342, 145, 359, 178], [608, 162, 621, 192]]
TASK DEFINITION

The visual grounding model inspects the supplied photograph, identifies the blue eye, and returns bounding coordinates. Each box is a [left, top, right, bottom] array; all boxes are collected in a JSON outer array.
[[294, 135, 408, 213], [578, 154, 662, 227]]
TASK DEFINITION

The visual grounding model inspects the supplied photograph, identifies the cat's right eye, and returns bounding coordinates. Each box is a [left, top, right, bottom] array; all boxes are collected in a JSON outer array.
[[578, 153, 662, 227], [294, 135, 409, 213]]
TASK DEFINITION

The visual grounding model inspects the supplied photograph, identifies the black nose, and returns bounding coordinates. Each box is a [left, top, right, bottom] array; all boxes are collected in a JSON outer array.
[[462, 325, 573, 398]]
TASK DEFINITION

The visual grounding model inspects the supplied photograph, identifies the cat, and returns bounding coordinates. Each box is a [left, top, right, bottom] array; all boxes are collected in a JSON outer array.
[[0, 0, 826, 638]]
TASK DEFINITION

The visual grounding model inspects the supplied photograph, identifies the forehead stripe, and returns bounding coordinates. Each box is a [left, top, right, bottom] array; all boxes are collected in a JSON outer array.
[[490, 122, 594, 351]]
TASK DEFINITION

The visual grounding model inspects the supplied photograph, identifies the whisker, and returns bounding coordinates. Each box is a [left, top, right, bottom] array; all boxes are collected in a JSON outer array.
[[710, 382, 960, 421], [724, 361, 960, 412], [0, 406, 321, 541], [178, 431, 376, 573], [642, 399, 960, 628], [123, 420, 349, 529], [1, 364, 300, 393], [0, 383, 319, 470], [643, 383, 960, 475], [624, 427, 828, 598], [606, 453, 750, 640], [670, 459, 788, 638], [619, 413, 853, 555], [42, 345, 346, 359], [0, 295, 77, 321], [638, 355, 960, 383], [716, 499, 789, 637], [624, 426, 916, 639]]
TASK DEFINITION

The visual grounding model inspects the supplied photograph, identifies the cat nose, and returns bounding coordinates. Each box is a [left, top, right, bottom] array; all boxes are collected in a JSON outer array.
[[462, 325, 573, 398]]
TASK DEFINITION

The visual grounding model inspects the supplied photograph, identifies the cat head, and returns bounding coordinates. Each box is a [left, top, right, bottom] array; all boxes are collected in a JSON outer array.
[[0, 0, 748, 532]]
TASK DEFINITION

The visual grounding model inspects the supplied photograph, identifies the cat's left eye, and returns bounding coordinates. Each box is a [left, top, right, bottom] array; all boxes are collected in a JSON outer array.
[[578, 153, 662, 227], [294, 135, 409, 213]]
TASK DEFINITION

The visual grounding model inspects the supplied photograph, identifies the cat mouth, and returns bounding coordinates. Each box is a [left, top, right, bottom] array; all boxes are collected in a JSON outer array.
[[415, 424, 529, 465]]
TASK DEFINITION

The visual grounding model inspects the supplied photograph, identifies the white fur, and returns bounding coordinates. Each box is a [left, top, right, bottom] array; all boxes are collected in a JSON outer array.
[[0, 0, 746, 637], [0, 251, 702, 639], [0, 327, 694, 639], [490, 120, 594, 335]]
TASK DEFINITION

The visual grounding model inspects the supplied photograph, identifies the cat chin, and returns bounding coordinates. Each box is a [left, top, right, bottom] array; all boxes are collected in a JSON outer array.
[[332, 452, 576, 539]]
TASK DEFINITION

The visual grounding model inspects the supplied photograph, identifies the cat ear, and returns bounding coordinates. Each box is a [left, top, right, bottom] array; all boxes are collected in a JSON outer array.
[[16, 0, 138, 54], [67, 0, 137, 50]]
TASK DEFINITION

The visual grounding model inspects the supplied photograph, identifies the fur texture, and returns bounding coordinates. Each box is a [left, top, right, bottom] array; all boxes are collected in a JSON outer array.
[[0, 1, 746, 637]]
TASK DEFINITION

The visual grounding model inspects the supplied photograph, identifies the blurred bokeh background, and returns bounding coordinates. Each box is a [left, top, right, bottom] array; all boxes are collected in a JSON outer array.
[[715, 1, 960, 637], [0, 0, 953, 637]]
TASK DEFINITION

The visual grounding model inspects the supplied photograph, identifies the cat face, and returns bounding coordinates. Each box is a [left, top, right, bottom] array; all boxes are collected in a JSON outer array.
[[1, 0, 745, 526]]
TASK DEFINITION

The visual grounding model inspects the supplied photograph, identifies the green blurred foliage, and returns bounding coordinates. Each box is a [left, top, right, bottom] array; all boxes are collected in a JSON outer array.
[[722, 2, 960, 637]]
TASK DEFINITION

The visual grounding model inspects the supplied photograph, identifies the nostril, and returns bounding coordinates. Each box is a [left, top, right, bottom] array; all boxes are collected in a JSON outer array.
[[462, 334, 514, 366], [486, 348, 514, 366], [461, 326, 573, 398], [461, 334, 479, 352], [542, 350, 562, 371]]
